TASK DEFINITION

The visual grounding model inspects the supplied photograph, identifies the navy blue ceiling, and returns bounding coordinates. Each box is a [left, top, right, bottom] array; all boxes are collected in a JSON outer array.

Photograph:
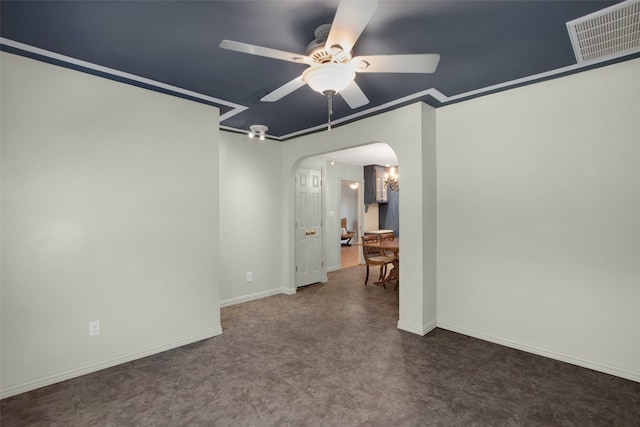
[[1, 0, 636, 139]]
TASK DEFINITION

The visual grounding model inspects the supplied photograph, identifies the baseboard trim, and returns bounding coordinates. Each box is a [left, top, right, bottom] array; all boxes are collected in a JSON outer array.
[[0, 327, 222, 399], [397, 319, 436, 336], [327, 265, 341, 272], [220, 287, 294, 307], [423, 319, 438, 335], [437, 320, 640, 383]]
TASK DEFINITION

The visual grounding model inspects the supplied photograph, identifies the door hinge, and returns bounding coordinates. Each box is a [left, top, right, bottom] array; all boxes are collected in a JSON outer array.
[[295, 266, 298, 272]]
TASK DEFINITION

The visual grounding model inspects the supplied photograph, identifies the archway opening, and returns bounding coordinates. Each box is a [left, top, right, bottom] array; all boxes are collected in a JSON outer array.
[[291, 142, 400, 293]]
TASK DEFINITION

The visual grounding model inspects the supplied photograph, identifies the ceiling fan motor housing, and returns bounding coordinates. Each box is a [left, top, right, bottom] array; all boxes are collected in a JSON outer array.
[[306, 24, 351, 64], [306, 39, 333, 63]]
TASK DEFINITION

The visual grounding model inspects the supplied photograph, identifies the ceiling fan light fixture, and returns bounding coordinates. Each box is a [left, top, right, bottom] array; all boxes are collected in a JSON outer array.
[[302, 63, 355, 94]]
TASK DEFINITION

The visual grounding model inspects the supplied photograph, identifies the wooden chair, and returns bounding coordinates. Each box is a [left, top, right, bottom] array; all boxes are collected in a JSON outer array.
[[340, 218, 355, 246], [388, 259, 400, 291], [361, 235, 395, 288], [379, 232, 396, 257]]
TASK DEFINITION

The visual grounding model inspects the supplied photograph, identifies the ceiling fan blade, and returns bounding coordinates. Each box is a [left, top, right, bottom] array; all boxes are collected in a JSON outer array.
[[352, 54, 441, 73], [340, 81, 369, 109], [324, 0, 378, 55], [261, 76, 306, 102], [219, 40, 311, 64]]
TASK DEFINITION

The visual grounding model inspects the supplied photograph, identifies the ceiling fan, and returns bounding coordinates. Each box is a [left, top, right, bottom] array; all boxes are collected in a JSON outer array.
[[219, 0, 440, 129]]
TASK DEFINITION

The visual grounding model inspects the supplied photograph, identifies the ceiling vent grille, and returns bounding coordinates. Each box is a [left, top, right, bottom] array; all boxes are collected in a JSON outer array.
[[567, 0, 640, 63]]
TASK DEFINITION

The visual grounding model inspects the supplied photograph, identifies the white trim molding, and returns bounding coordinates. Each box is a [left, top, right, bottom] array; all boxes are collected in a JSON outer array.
[[0, 327, 222, 399], [220, 287, 294, 307], [437, 320, 640, 383], [397, 319, 437, 336]]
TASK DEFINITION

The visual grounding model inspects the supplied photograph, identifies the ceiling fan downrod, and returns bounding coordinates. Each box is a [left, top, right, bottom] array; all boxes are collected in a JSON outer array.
[[324, 90, 336, 131]]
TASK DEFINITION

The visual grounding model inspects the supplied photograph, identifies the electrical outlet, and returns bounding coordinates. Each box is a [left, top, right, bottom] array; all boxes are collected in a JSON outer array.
[[89, 320, 100, 336], [246, 272, 253, 283]]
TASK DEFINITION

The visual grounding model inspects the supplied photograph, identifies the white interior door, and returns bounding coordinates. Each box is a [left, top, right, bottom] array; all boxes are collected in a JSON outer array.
[[295, 168, 323, 287]]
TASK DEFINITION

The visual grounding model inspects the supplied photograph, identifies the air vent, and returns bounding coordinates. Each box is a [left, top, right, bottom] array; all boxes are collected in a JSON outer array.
[[567, 0, 640, 63]]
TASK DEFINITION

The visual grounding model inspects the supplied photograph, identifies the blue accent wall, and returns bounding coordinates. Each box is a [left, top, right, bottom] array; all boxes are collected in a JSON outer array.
[[379, 189, 399, 237]]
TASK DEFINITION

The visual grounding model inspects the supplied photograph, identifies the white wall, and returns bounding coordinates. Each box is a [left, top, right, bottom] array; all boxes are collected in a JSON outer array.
[[436, 58, 640, 382], [0, 53, 221, 398], [219, 132, 284, 305], [420, 104, 438, 332]]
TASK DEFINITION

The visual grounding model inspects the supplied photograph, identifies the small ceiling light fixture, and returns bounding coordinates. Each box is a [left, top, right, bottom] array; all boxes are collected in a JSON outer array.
[[349, 182, 359, 190], [248, 124, 268, 140], [329, 157, 336, 165], [384, 166, 399, 191]]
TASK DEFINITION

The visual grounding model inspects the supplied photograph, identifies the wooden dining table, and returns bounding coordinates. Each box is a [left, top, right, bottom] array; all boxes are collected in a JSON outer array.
[[361, 238, 400, 289], [362, 238, 399, 255]]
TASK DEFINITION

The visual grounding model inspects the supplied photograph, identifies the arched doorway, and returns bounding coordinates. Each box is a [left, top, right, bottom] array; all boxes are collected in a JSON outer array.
[[293, 143, 398, 278], [280, 103, 437, 336]]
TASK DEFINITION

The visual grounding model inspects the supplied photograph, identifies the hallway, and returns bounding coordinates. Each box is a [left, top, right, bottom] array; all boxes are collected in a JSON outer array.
[[341, 243, 360, 269]]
